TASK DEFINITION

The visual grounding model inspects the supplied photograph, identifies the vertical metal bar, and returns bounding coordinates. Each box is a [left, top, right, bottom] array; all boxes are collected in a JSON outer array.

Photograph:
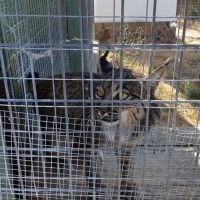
[[29, 55, 48, 199], [147, 0, 157, 82], [111, 1, 116, 197], [146, 0, 157, 128], [15, 0, 38, 195], [88, 0, 97, 73], [37, 1, 53, 199], [175, 0, 184, 44], [141, 0, 157, 196], [50, 0, 74, 199], [172, 0, 188, 127], [81, 0, 89, 72], [185, 1, 200, 195], [119, 1, 125, 121], [82, 0, 98, 197], [78, 1, 91, 199], [111, 1, 116, 131], [112, 0, 116, 51], [140, 1, 150, 196], [80, 0, 97, 198], [118, 0, 125, 199], [57, 0, 68, 197], [84, 0, 95, 72], [172, 0, 189, 176]]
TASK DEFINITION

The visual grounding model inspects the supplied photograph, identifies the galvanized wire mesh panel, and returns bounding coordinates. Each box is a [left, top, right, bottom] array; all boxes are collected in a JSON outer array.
[[0, 110, 200, 199], [0, 0, 200, 200], [0, 0, 68, 99]]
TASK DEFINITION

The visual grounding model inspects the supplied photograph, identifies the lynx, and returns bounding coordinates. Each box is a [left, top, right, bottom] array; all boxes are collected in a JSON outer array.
[[27, 54, 174, 199]]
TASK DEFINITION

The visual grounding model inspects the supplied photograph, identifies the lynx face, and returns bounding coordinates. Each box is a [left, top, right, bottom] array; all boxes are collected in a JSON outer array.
[[94, 58, 174, 146]]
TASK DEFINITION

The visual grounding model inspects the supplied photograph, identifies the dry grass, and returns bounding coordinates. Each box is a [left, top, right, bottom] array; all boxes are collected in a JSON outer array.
[[178, 19, 200, 33], [156, 82, 199, 127]]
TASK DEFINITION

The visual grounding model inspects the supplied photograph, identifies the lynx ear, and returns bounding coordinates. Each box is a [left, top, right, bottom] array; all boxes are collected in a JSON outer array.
[[144, 57, 175, 89], [100, 50, 115, 74]]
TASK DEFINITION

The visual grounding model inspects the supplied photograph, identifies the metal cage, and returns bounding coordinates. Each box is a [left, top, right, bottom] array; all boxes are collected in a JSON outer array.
[[0, 0, 200, 199]]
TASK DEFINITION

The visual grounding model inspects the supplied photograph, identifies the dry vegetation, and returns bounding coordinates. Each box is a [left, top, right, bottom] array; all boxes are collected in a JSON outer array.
[[100, 20, 200, 127]]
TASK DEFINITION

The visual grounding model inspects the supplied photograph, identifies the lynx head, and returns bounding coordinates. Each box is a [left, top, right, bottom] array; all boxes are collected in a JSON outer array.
[[94, 58, 174, 135]]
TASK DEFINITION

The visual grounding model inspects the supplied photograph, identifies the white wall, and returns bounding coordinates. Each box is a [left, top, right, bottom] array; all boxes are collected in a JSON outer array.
[[94, 0, 177, 22]]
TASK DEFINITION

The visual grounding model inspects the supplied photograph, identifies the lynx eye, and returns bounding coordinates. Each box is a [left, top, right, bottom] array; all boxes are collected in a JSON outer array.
[[116, 92, 129, 100], [122, 92, 128, 100], [96, 88, 104, 98]]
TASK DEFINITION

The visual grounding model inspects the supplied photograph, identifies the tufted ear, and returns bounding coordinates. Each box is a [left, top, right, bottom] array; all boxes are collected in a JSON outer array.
[[100, 50, 115, 74], [144, 57, 175, 89]]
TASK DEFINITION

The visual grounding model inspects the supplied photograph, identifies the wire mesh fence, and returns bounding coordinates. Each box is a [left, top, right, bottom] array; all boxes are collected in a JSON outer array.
[[0, 0, 200, 199]]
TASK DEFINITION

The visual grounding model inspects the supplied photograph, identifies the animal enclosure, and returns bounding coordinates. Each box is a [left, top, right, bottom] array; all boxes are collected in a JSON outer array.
[[0, 0, 200, 200]]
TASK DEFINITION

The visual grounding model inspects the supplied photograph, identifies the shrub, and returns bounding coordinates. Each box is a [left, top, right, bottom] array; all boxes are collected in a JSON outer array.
[[183, 81, 200, 99]]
